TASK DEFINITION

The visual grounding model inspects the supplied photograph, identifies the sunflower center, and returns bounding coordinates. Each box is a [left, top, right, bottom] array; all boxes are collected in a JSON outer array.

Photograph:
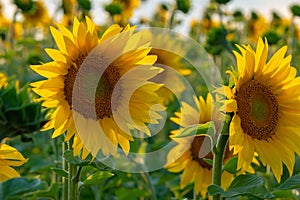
[[190, 136, 213, 169], [236, 80, 279, 140], [95, 65, 121, 119], [64, 56, 121, 120]]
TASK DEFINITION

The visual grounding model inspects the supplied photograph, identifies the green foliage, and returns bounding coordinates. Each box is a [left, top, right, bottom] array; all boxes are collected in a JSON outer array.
[[276, 174, 300, 190], [1, 178, 48, 200], [174, 121, 216, 139], [23, 183, 62, 199], [0, 80, 49, 141], [222, 156, 238, 174], [263, 30, 281, 45], [205, 27, 229, 55], [81, 171, 114, 187], [105, 3, 122, 16], [63, 150, 93, 166], [290, 4, 300, 16], [208, 174, 274, 199], [176, 0, 190, 14], [77, 0, 91, 11], [13, 0, 34, 13], [233, 10, 244, 21]]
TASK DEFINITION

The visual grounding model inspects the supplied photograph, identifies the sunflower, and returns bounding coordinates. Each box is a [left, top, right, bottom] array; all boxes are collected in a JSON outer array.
[[248, 13, 269, 43], [224, 38, 300, 182], [149, 34, 191, 105], [165, 93, 233, 197], [30, 17, 163, 159], [23, 0, 50, 27], [122, 0, 140, 20], [0, 144, 27, 182], [112, 0, 140, 25], [0, 73, 7, 88]]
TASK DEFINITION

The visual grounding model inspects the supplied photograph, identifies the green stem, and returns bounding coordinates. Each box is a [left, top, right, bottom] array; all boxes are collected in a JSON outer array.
[[212, 134, 229, 200], [68, 162, 77, 200], [8, 9, 18, 49], [168, 6, 177, 29], [140, 172, 157, 200], [67, 140, 80, 200], [63, 142, 68, 200]]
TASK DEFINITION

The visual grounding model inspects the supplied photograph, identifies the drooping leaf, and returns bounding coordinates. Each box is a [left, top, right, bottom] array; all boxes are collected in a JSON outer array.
[[174, 121, 215, 139], [81, 171, 114, 187]]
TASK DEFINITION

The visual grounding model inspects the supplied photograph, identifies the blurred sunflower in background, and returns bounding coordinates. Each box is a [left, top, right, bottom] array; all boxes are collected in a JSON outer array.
[[122, 0, 140, 21], [0, 2, 10, 28], [108, 0, 140, 25], [247, 12, 269, 43], [225, 38, 300, 182], [165, 93, 233, 197], [0, 73, 8, 88], [0, 144, 27, 182], [60, 0, 77, 26], [149, 33, 191, 105], [23, 0, 51, 28], [31, 16, 163, 159]]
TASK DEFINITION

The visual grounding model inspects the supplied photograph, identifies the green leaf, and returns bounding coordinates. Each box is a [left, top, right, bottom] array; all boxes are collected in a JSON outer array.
[[52, 168, 68, 178], [208, 174, 274, 199], [174, 122, 216, 153], [207, 184, 224, 196], [223, 156, 238, 174], [23, 183, 61, 199], [174, 121, 215, 138], [272, 190, 295, 198], [174, 122, 216, 157], [81, 171, 114, 187], [203, 158, 213, 166], [63, 150, 92, 166], [276, 174, 300, 190], [2, 178, 48, 199]]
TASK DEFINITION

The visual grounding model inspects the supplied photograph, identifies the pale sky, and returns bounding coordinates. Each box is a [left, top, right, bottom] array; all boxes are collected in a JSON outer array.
[[1, 0, 300, 34]]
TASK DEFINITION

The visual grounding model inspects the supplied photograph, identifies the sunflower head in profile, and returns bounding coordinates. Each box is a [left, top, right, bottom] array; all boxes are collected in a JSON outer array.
[[164, 93, 233, 197], [122, 0, 140, 20], [31, 16, 164, 159], [23, 0, 50, 27], [248, 13, 269, 43], [149, 33, 191, 105], [0, 144, 27, 182], [111, 0, 140, 25], [224, 37, 300, 182]]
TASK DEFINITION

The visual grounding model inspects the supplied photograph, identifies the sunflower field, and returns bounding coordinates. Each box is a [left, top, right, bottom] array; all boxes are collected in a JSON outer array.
[[1, 0, 300, 199]]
